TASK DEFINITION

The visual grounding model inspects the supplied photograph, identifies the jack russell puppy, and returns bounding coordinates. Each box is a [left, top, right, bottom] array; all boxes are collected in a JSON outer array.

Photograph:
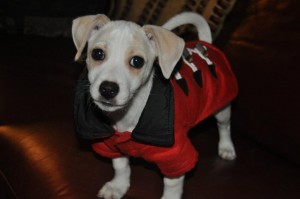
[[72, 12, 238, 199]]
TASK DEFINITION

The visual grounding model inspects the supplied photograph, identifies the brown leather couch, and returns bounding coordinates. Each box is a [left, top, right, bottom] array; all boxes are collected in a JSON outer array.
[[1, 1, 300, 198]]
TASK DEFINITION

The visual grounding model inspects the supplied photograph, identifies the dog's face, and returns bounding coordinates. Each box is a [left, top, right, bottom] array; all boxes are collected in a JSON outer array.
[[86, 21, 156, 112], [72, 15, 184, 112]]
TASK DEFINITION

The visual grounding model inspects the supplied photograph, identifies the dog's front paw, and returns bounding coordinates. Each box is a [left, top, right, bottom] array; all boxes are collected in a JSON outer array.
[[218, 139, 236, 160], [97, 180, 129, 199]]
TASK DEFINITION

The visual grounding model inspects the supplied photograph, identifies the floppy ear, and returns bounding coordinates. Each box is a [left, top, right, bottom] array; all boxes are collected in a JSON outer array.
[[72, 14, 110, 61], [143, 25, 185, 79]]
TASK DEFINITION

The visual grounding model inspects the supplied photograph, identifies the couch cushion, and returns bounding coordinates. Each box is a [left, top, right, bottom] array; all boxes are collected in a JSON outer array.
[[218, 0, 300, 165]]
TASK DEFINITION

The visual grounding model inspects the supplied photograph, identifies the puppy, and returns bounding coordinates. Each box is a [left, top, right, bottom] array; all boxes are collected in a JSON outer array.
[[72, 12, 238, 199]]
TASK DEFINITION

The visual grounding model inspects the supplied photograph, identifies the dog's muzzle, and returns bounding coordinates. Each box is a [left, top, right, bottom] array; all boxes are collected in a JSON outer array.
[[99, 81, 120, 100]]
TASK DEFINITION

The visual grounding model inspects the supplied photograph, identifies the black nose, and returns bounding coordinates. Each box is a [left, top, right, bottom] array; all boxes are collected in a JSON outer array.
[[99, 81, 119, 100]]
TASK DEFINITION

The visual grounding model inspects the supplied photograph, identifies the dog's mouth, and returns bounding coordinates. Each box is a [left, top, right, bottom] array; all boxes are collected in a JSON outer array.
[[94, 99, 128, 111], [99, 100, 115, 107]]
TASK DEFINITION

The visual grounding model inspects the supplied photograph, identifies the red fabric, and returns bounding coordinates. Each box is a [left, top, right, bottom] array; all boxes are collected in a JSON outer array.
[[92, 41, 238, 178]]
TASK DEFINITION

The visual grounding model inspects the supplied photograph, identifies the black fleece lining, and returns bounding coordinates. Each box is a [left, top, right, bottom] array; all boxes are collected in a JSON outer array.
[[74, 68, 175, 147]]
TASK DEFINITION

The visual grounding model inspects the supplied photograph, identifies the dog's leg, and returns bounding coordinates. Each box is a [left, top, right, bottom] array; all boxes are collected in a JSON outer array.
[[161, 175, 185, 199], [98, 157, 130, 199], [214, 104, 236, 160]]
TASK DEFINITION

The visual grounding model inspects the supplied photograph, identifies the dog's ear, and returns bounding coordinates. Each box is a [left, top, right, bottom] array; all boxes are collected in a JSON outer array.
[[72, 14, 110, 61], [143, 25, 185, 79]]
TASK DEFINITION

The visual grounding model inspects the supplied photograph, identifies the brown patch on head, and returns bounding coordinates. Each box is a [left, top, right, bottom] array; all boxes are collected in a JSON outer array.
[[125, 35, 149, 76]]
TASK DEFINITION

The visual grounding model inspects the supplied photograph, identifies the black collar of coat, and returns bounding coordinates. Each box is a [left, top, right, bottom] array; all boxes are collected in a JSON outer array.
[[74, 68, 174, 147]]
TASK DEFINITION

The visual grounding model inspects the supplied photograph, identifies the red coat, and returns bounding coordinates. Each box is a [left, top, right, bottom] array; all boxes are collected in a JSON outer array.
[[75, 40, 238, 178]]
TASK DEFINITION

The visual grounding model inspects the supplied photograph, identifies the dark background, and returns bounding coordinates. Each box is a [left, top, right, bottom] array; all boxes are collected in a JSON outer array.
[[0, 0, 111, 35]]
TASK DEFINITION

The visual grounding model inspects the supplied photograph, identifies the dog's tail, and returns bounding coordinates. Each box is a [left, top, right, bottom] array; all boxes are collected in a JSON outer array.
[[162, 12, 212, 43]]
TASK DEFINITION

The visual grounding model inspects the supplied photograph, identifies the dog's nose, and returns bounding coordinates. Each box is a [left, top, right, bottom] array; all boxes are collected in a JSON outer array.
[[99, 81, 119, 100]]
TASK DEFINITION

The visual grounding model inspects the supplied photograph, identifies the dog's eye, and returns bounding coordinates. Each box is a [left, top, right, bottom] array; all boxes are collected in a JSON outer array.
[[130, 56, 144, 69], [91, 48, 105, 61]]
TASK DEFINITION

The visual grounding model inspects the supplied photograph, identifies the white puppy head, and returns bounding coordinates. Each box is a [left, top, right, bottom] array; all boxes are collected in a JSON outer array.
[[72, 14, 184, 112]]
